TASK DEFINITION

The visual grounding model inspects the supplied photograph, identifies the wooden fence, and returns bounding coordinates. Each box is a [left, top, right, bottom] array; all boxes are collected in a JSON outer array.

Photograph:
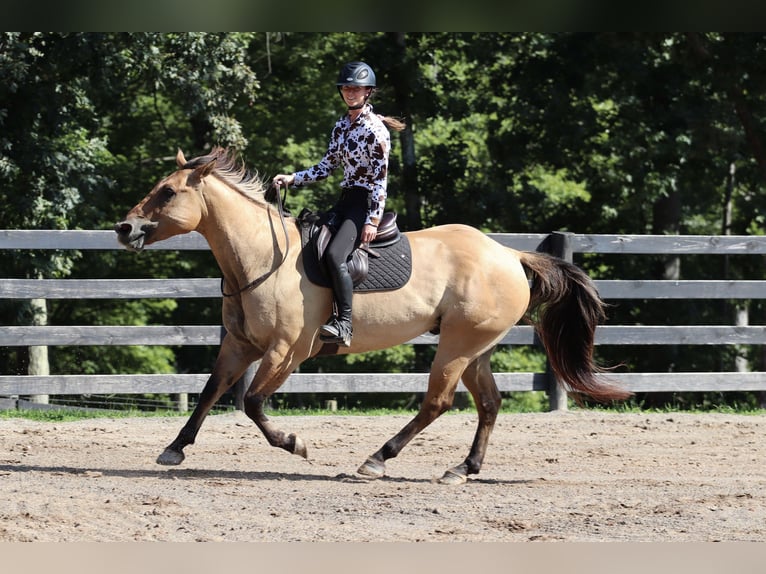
[[3, 229, 766, 412]]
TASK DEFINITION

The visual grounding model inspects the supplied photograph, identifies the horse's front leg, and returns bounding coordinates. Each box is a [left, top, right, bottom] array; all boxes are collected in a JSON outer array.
[[157, 335, 260, 465], [242, 344, 307, 458]]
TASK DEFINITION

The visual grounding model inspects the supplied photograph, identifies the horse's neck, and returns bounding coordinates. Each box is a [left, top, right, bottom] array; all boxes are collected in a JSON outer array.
[[198, 183, 286, 286]]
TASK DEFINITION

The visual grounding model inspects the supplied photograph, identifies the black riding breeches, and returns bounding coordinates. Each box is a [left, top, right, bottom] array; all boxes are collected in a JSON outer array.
[[324, 187, 370, 271]]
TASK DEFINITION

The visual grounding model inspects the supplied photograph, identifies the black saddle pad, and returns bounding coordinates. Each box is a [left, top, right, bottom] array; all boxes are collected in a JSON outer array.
[[299, 224, 413, 292]]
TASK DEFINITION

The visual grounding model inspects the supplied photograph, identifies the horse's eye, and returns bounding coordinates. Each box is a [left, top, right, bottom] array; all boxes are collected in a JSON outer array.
[[161, 186, 176, 202]]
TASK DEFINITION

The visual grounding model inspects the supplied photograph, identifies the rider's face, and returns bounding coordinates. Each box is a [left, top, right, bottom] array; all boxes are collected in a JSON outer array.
[[340, 85, 370, 107]]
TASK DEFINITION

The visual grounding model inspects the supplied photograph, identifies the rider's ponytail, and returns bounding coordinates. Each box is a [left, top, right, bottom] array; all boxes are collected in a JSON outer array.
[[380, 115, 406, 132]]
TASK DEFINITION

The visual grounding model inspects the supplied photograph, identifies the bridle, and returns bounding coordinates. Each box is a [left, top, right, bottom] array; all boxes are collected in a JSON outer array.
[[220, 182, 291, 298]]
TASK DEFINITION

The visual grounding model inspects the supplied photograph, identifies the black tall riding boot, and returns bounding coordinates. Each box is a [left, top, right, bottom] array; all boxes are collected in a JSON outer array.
[[320, 261, 354, 347]]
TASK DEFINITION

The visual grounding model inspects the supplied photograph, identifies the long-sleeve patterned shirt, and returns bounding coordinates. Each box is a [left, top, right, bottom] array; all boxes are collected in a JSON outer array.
[[293, 104, 390, 227]]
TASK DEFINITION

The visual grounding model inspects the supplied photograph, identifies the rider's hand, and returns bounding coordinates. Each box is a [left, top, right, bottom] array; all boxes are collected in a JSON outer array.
[[360, 224, 377, 244], [272, 174, 295, 188]]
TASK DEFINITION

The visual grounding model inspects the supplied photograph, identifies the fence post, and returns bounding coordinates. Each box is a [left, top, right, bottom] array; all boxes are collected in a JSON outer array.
[[546, 231, 573, 412], [174, 392, 188, 413], [27, 298, 50, 405]]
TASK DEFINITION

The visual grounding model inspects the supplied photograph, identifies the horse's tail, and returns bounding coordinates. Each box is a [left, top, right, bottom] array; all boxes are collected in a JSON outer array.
[[518, 251, 631, 403]]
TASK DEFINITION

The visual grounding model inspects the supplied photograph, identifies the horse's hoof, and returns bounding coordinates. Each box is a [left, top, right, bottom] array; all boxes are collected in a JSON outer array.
[[357, 457, 385, 479], [290, 434, 308, 458], [156, 448, 185, 466], [438, 468, 467, 485]]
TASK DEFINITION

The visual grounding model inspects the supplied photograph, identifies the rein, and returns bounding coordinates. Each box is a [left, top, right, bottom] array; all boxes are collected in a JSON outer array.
[[220, 183, 291, 298]]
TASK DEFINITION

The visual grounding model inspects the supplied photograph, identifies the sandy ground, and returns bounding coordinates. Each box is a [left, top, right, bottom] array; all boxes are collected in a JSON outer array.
[[0, 410, 764, 542]]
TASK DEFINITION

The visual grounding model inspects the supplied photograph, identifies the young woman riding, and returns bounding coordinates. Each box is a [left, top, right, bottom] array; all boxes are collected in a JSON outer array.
[[273, 61, 405, 347]]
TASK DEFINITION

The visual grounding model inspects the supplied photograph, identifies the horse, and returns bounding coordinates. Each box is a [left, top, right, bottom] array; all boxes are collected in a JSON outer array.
[[114, 146, 629, 485]]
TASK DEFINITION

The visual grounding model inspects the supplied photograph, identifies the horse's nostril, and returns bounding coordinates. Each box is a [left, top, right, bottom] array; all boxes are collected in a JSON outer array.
[[115, 222, 132, 235]]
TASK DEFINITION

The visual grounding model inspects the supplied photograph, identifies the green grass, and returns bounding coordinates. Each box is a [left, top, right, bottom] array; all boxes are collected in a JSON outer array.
[[0, 391, 550, 422], [0, 405, 516, 422], [0, 408, 190, 422], [584, 403, 766, 416], [0, 406, 435, 422], [2, 392, 764, 422]]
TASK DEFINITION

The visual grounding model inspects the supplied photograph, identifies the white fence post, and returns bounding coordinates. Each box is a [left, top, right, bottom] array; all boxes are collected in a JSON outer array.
[[27, 298, 49, 405]]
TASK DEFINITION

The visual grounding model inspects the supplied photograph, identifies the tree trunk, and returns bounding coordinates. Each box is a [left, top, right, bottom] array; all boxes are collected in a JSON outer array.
[[687, 33, 766, 182], [652, 182, 681, 278], [722, 162, 749, 376], [642, 180, 681, 408], [387, 32, 422, 232]]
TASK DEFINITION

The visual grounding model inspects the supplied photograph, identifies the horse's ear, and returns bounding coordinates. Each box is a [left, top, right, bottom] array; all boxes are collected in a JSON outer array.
[[176, 149, 187, 168], [187, 158, 216, 186]]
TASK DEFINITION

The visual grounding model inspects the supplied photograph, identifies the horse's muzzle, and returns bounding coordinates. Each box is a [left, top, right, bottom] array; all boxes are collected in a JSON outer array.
[[114, 218, 158, 251]]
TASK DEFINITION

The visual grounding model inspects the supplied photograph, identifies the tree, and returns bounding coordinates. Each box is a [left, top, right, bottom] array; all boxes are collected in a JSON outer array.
[[0, 33, 260, 385], [6, 32, 766, 410]]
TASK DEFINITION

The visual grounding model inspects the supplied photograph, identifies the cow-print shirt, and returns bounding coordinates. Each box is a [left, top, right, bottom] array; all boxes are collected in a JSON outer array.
[[293, 104, 390, 227]]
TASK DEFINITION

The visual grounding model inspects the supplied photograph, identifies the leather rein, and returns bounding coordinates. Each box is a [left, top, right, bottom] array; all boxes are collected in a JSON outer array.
[[220, 183, 291, 298]]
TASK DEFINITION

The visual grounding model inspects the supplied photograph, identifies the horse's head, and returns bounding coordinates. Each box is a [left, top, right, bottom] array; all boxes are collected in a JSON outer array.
[[115, 149, 213, 250]]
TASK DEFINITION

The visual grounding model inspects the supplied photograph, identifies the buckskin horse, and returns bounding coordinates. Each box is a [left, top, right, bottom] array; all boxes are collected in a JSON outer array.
[[115, 147, 629, 484]]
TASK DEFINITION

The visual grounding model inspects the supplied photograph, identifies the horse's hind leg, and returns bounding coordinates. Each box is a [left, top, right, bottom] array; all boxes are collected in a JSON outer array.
[[357, 351, 469, 480], [157, 335, 259, 466], [439, 348, 501, 485]]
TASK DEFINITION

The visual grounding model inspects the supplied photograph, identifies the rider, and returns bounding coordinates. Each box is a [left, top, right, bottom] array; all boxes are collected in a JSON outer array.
[[273, 61, 405, 347]]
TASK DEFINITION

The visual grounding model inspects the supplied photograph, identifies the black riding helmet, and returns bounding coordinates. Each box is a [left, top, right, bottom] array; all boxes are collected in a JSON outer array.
[[336, 61, 377, 87], [336, 61, 376, 110]]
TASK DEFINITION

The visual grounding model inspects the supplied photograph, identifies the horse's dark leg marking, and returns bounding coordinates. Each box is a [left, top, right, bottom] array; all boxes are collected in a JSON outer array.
[[243, 393, 307, 458], [156, 378, 228, 465], [157, 336, 255, 466], [439, 349, 501, 485], [358, 352, 466, 480], [242, 350, 307, 458]]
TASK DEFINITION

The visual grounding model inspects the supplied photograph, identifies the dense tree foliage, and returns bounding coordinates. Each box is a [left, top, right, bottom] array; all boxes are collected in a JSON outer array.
[[3, 32, 766, 410]]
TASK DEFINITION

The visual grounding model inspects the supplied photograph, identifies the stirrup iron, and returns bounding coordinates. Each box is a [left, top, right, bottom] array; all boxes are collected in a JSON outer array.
[[319, 316, 352, 347]]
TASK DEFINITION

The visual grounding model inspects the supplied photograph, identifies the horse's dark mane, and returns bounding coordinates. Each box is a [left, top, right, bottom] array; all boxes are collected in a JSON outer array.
[[183, 147, 268, 205]]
